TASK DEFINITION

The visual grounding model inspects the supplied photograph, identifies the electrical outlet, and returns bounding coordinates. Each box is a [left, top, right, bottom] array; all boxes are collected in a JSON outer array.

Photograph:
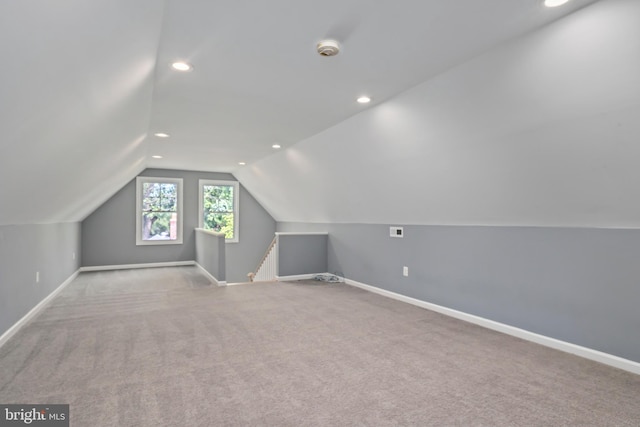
[[36, 271, 40, 283], [403, 266, 409, 277], [390, 226, 404, 238], [72, 252, 76, 260]]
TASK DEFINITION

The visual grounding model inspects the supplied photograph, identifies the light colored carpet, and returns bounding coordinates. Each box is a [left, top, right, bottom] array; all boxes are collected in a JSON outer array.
[[0, 266, 638, 426]]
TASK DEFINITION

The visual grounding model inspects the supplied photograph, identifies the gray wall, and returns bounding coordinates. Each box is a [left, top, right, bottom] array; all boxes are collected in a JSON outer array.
[[277, 222, 640, 363], [0, 222, 81, 337], [82, 169, 276, 283], [195, 229, 226, 283], [277, 234, 328, 277]]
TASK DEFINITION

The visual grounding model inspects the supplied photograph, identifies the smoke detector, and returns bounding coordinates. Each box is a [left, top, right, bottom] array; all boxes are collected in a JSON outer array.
[[317, 40, 340, 57]]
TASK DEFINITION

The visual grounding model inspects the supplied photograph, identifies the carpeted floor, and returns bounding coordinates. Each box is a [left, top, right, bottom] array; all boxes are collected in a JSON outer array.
[[0, 266, 639, 426]]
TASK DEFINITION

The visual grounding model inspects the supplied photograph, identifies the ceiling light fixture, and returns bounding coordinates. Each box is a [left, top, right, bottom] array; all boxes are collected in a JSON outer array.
[[154, 132, 170, 138], [544, 0, 570, 7], [171, 61, 193, 71], [238, 162, 246, 166], [357, 96, 371, 104], [152, 155, 163, 159], [272, 144, 281, 149]]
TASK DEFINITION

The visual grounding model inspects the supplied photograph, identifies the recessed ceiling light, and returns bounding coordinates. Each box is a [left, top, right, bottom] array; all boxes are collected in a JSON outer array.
[[152, 155, 163, 159], [171, 61, 193, 71], [544, 0, 570, 7], [357, 96, 371, 104], [154, 132, 170, 138], [272, 144, 281, 149], [238, 162, 246, 166]]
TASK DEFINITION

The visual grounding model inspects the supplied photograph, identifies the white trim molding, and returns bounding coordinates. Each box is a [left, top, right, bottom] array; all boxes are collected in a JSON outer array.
[[343, 277, 640, 376], [275, 232, 329, 236], [276, 273, 318, 281], [194, 227, 225, 238], [0, 270, 80, 349], [195, 262, 227, 286], [79, 261, 195, 272]]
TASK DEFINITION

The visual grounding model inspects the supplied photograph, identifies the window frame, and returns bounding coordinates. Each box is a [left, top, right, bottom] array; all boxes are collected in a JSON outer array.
[[198, 179, 239, 243], [136, 176, 184, 246]]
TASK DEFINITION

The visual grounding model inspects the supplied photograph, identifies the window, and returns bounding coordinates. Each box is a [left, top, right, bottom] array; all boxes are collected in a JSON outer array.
[[136, 177, 183, 245], [199, 180, 239, 243]]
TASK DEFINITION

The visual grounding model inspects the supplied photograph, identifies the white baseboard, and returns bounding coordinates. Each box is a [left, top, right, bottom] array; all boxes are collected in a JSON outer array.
[[0, 270, 80, 349], [194, 262, 226, 286], [343, 277, 640, 376], [79, 261, 195, 272], [276, 273, 317, 281]]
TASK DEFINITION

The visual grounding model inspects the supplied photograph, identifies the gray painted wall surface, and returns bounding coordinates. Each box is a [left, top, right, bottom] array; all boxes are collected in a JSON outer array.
[[277, 234, 327, 277], [195, 229, 226, 282], [82, 169, 275, 282], [0, 223, 81, 337], [277, 222, 640, 363]]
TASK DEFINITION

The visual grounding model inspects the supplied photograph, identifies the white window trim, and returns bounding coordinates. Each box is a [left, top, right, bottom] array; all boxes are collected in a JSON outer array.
[[136, 176, 184, 246], [198, 179, 239, 243]]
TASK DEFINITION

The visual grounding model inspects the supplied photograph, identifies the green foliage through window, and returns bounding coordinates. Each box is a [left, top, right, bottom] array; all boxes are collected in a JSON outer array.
[[202, 184, 235, 239], [142, 182, 178, 240]]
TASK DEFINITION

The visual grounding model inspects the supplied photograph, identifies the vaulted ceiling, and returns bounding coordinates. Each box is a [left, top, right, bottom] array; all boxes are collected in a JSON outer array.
[[2, 0, 629, 226]]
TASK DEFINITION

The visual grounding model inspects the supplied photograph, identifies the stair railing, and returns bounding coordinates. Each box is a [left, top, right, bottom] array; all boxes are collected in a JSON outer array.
[[249, 236, 277, 282]]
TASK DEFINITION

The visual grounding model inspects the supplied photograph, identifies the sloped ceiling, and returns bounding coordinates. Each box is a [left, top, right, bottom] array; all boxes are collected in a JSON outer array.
[[0, 0, 164, 225], [237, 0, 640, 227], [0, 0, 604, 225]]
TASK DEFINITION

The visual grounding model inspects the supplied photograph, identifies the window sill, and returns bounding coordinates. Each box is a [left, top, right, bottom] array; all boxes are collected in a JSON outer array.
[[136, 239, 184, 246]]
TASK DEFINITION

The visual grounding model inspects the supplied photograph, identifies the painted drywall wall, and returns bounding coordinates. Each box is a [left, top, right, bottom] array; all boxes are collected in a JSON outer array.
[[277, 234, 328, 277], [81, 169, 275, 283], [195, 229, 226, 283], [0, 223, 81, 337], [236, 0, 640, 228], [278, 222, 640, 363]]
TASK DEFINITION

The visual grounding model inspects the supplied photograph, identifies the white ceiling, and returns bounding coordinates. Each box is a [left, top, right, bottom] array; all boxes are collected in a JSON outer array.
[[237, 0, 640, 227], [148, 0, 600, 171], [0, 0, 601, 224]]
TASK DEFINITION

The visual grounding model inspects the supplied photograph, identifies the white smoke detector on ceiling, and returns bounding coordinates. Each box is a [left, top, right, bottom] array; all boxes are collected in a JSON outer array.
[[317, 40, 340, 57]]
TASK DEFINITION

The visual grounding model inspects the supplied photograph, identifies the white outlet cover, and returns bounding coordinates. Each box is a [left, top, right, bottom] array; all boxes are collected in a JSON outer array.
[[390, 226, 403, 238], [403, 266, 409, 277]]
